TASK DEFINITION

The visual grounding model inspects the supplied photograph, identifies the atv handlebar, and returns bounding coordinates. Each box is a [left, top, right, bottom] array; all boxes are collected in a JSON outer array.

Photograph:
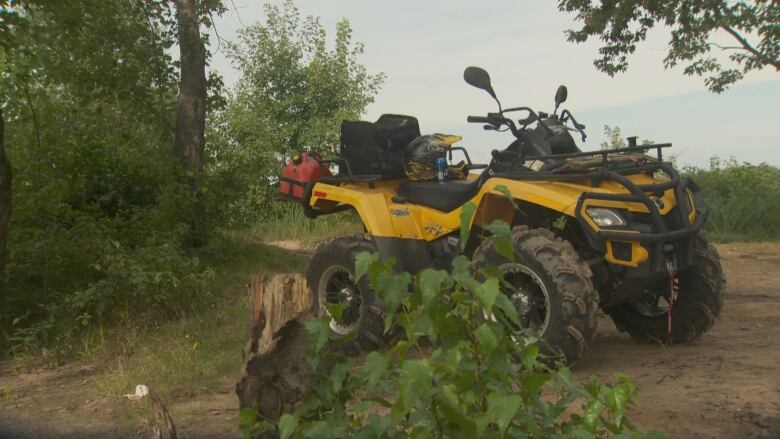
[[467, 115, 497, 125]]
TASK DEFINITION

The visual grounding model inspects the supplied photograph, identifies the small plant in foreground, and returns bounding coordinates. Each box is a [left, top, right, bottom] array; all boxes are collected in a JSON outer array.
[[241, 220, 668, 438]]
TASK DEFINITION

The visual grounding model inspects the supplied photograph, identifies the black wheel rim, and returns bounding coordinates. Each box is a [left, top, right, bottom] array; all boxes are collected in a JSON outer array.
[[497, 263, 551, 334], [318, 265, 362, 335]]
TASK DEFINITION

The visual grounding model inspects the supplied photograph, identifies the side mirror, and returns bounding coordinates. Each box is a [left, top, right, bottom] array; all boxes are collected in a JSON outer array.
[[464, 66, 500, 109], [554, 85, 567, 115]]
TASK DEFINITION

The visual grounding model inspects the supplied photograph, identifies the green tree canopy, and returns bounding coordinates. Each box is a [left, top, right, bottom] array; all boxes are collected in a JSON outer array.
[[207, 0, 384, 225], [224, 0, 384, 157], [558, 0, 780, 92]]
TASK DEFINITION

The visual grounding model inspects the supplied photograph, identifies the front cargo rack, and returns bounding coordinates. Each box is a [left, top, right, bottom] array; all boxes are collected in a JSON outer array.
[[490, 143, 706, 273]]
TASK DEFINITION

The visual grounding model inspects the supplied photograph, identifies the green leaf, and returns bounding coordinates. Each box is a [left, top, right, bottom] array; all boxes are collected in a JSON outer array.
[[393, 359, 433, 424], [238, 407, 258, 429], [239, 407, 273, 437], [303, 318, 330, 365], [459, 202, 477, 251], [418, 269, 449, 306], [606, 374, 636, 429], [438, 385, 477, 436], [582, 398, 606, 433], [355, 251, 379, 281], [484, 220, 515, 261], [361, 351, 388, 389], [330, 359, 352, 393], [376, 271, 411, 332], [521, 344, 540, 370], [520, 372, 551, 399], [278, 413, 299, 439], [323, 302, 344, 321], [494, 184, 519, 209], [474, 323, 498, 356], [476, 277, 500, 313], [302, 419, 346, 438], [450, 255, 475, 286], [494, 292, 522, 328], [487, 392, 522, 433]]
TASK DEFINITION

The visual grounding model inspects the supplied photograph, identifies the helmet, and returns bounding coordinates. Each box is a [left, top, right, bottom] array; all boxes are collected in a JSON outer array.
[[403, 134, 468, 181]]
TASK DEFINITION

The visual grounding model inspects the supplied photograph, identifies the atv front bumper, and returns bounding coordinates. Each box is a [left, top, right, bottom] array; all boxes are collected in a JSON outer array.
[[573, 165, 706, 277]]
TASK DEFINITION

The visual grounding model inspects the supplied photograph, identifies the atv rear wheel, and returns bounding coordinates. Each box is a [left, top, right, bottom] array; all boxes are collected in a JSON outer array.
[[607, 235, 725, 344], [474, 226, 598, 365], [306, 235, 386, 353]]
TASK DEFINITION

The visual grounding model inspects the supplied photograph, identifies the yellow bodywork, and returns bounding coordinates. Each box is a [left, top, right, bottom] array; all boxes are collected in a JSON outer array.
[[309, 172, 687, 268]]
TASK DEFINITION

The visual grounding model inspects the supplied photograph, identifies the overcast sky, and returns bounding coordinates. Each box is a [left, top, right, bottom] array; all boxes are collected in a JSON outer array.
[[208, 0, 779, 167]]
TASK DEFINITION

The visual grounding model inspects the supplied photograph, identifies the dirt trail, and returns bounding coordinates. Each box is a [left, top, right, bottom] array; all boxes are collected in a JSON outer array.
[[1, 242, 779, 438], [575, 243, 780, 439]]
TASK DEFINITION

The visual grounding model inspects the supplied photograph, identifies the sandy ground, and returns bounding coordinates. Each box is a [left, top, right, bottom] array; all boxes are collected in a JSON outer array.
[[1, 242, 779, 438]]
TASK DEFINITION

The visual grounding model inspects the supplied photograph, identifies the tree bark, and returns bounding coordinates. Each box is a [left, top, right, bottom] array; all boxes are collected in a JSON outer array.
[[0, 109, 11, 306], [236, 274, 316, 414], [173, 0, 207, 246]]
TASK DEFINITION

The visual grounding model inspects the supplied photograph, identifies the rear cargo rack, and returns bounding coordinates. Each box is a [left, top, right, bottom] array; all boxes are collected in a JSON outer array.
[[314, 158, 384, 183]]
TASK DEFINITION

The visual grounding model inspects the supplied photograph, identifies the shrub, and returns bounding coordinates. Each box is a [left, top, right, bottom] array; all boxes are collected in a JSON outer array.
[[686, 158, 780, 241], [1, 90, 213, 356], [3, 187, 214, 355], [240, 219, 666, 438]]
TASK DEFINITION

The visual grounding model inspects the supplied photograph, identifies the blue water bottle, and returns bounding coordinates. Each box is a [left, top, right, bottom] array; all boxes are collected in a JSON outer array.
[[436, 157, 447, 181]]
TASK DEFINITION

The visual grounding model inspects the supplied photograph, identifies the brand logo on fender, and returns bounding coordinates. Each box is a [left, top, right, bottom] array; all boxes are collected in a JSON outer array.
[[424, 222, 444, 235], [390, 208, 410, 217]]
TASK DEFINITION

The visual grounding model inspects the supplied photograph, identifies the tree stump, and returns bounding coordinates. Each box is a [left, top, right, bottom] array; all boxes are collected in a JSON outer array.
[[138, 386, 178, 439], [235, 273, 320, 430]]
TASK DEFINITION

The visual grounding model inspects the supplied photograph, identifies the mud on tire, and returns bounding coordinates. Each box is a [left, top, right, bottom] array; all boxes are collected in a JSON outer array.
[[306, 235, 387, 353], [474, 226, 599, 365], [607, 235, 726, 344]]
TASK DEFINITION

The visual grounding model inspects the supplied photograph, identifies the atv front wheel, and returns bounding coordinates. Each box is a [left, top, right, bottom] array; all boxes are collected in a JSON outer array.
[[607, 235, 726, 344], [474, 226, 599, 365], [306, 235, 386, 353]]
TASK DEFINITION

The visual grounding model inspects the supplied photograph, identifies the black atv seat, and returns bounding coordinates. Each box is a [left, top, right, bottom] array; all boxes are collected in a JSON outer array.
[[397, 178, 482, 212]]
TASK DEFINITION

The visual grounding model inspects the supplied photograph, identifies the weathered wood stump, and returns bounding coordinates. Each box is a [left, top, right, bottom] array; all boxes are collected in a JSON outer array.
[[235, 273, 320, 432], [138, 387, 178, 439]]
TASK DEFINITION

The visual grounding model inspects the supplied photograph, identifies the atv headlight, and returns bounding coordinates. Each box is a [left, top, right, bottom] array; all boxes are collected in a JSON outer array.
[[586, 208, 626, 227]]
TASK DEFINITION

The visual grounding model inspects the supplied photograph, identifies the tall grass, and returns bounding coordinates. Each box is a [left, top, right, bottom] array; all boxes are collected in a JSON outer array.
[[254, 201, 363, 244], [82, 234, 310, 430], [686, 158, 780, 242]]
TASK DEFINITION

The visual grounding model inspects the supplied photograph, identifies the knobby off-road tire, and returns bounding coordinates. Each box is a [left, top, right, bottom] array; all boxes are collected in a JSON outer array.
[[306, 235, 386, 354], [608, 235, 726, 344], [474, 226, 599, 365]]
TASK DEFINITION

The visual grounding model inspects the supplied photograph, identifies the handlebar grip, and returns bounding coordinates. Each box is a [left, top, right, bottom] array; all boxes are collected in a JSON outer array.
[[467, 115, 493, 124]]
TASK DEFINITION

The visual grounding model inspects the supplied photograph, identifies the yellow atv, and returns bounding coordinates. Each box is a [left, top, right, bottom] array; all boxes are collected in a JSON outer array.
[[284, 67, 725, 364]]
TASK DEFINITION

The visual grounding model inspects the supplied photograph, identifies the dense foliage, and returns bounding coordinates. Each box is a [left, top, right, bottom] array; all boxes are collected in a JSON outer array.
[[686, 158, 780, 241], [206, 0, 384, 226], [0, 0, 383, 356], [0, 0, 210, 354], [240, 217, 666, 438], [558, 0, 780, 92]]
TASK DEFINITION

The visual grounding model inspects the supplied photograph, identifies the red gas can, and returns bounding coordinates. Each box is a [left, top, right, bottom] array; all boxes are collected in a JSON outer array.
[[279, 152, 331, 200]]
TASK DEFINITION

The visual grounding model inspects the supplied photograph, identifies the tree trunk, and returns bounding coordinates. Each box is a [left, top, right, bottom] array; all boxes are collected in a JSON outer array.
[[0, 109, 11, 306], [173, 0, 207, 246]]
